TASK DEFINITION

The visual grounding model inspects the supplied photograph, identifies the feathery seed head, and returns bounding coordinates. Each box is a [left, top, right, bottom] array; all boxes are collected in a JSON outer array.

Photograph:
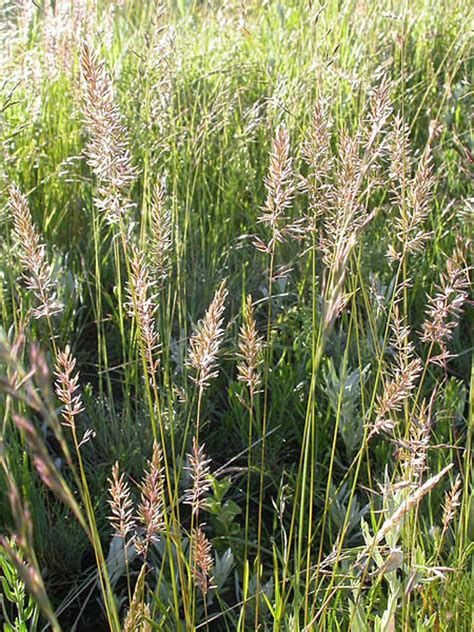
[[372, 307, 422, 437], [372, 357, 422, 437], [136, 442, 165, 555], [396, 399, 431, 479], [187, 282, 227, 389], [192, 526, 214, 596], [80, 41, 136, 223], [255, 124, 296, 253], [389, 114, 412, 185], [441, 475, 462, 535], [184, 437, 212, 516], [365, 76, 393, 152], [126, 247, 160, 375], [301, 99, 333, 233], [150, 177, 173, 282], [9, 184, 63, 319], [54, 345, 84, 428], [421, 250, 470, 364], [237, 295, 263, 396], [389, 141, 435, 259], [43, 0, 89, 79], [108, 462, 136, 543], [123, 598, 151, 632]]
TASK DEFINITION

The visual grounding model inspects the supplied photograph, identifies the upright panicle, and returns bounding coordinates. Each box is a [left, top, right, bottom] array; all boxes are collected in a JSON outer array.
[[9, 184, 63, 319], [192, 527, 214, 596], [237, 295, 263, 398], [108, 463, 137, 544], [126, 247, 160, 376], [441, 475, 462, 537], [54, 345, 84, 429], [388, 116, 435, 260], [301, 99, 333, 234], [421, 249, 470, 365], [150, 177, 173, 282], [187, 282, 227, 389], [372, 306, 422, 437], [254, 124, 297, 253], [136, 442, 165, 556], [80, 41, 136, 223], [184, 437, 212, 516]]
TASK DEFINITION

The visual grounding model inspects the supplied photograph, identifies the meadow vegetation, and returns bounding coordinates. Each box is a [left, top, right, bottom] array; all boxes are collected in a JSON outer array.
[[0, 0, 472, 630]]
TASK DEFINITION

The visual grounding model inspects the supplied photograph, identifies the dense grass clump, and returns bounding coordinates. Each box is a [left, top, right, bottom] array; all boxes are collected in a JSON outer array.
[[0, 1, 472, 630]]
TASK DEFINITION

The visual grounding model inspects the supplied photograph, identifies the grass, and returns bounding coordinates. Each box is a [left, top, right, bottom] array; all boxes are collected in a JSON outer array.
[[0, 0, 472, 630]]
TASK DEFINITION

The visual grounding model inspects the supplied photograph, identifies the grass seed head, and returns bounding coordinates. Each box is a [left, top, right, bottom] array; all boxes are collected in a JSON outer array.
[[9, 184, 63, 319], [80, 41, 136, 223], [192, 526, 214, 596], [441, 475, 462, 536], [237, 295, 263, 397], [422, 249, 470, 364], [184, 437, 212, 516], [108, 462, 137, 543], [136, 442, 165, 555], [255, 123, 296, 253], [150, 177, 173, 282], [54, 345, 84, 429], [188, 281, 227, 389], [126, 247, 160, 375]]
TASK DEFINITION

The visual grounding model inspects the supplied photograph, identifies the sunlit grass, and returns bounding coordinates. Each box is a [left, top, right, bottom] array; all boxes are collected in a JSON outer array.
[[0, 1, 472, 630]]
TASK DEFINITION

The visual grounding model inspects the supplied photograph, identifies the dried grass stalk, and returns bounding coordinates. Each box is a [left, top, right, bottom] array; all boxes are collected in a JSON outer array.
[[374, 463, 453, 546]]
